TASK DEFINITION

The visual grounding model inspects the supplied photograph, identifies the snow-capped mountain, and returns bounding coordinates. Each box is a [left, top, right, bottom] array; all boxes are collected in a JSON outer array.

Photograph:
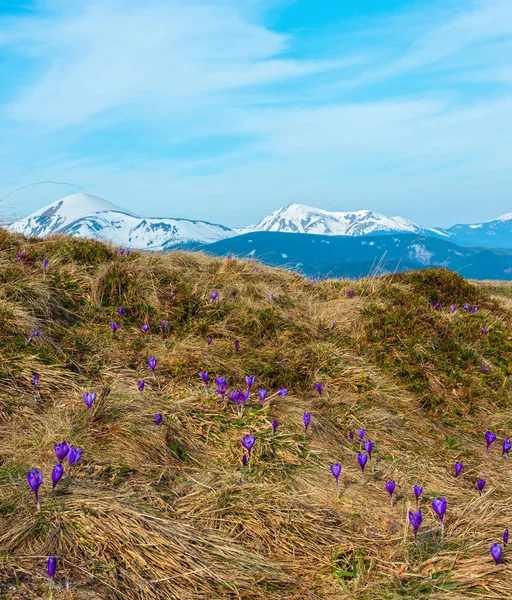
[[8, 193, 235, 249], [243, 203, 446, 237], [442, 212, 512, 248]]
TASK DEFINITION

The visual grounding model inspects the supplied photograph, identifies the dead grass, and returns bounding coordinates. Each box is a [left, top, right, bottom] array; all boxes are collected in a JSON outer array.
[[0, 231, 511, 599]]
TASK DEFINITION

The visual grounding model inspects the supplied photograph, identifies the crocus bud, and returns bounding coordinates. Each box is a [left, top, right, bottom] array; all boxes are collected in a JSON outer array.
[[138, 380, 145, 393], [258, 389, 267, 406], [502, 439, 511, 459], [408, 510, 422, 541], [245, 375, 255, 389], [43, 259, 49, 274], [476, 478, 486, 495], [207, 336, 213, 345], [155, 413, 163, 426], [200, 371, 209, 389], [357, 453, 368, 483], [277, 388, 288, 397], [490, 543, 502, 565], [83, 392, 97, 410], [432, 498, 447, 533], [160, 320, 168, 330], [147, 357, 157, 373], [315, 383, 323, 395], [330, 463, 342, 488], [242, 434, 256, 456], [504, 528, 509, 546], [119, 248, 125, 255], [349, 431, 354, 442], [242, 454, 248, 467], [51, 464, 64, 489], [454, 462, 463, 477], [481, 327, 488, 334], [27, 469, 43, 509], [141, 323, 150, 334], [347, 290, 355, 298], [234, 339, 240, 353], [48, 556, 57, 579], [272, 419, 278, 433], [363, 439, 373, 459], [358, 428, 366, 441], [210, 292, 218, 302], [17, 251, 24, 262], [67, 446, 83, 467], [485, 431, 497, 452], [414, 485, 423, 501], [303, 413, 311, 434], [386, 480, 396, 503], [118, 307, 126, 317], [110, 322, 119, 333]]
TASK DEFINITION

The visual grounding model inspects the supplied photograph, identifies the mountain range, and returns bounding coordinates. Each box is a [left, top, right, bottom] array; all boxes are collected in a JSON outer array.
[[5, 193, 512, 279]]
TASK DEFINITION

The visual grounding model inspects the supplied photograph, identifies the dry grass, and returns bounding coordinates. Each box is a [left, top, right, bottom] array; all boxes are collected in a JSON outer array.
[[0, 231, 511, 599]]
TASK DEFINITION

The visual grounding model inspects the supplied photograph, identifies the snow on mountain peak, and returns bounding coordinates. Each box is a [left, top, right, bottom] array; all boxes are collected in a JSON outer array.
[[246, 203, 422, 236], [497, 213, 512, 221]]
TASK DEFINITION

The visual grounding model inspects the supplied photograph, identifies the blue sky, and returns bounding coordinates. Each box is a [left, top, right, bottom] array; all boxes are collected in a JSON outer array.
[[0, 0, 510, 227]]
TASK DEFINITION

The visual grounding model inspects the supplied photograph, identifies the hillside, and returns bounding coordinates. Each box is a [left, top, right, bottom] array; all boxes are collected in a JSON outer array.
[[197, 231, 512, 280], [0, 229, 512, 600]]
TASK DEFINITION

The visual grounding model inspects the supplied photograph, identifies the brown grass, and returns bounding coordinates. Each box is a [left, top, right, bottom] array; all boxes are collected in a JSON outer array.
[[0, 231, 511, 599]]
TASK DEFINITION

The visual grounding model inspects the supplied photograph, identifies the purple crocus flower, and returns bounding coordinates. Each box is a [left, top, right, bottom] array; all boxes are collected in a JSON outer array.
[[358, 428, 366, 442], [347, 290, 355, 298], [27, 469, 43, 509], [207, 336, 213, 345], [43, 259, 49, 274], [27, 327, 40, 343], [357, 453, 368, 483], [272, 419, 278, 433], [147, 357, 157, 373], [434, 302, 441, 309], [242, 454, 248, 468], [481, 367, 489, 374], [245, 375, 255, 389], [160, 320, 168, 330], [234, 339, 240, 353], [432, 498, 447, 534], [126, 248, 130, 256], [463, 304, 469, 311], [331, 319, 335, 329], [269, 293, 274, 301], [502, 439, 511, 459], [141, 323, 150, 334], [118, 307, 126, 317], [83, 392, 97, 410], [386, 480, 396, 504], [303, 412, 311, 434], [119, 248, 125, 256], [408, 510, 423, 542], [490, 543, 502, 565], [504, 528, 509, 546], [155, 413, 163, 426], [210, 291, 218, 302], [485, 431, 497, 452], [363, 439, 373, 459], [277, 388, 288, 397], [258, 389, 267, 406], [481, 326, 488, 334], [67, 446, 83, 467], [200, 371, 209, 390], [349, 431, 354, 442], [472, 306, 479, 313], [138, 380, 145, 394], [48, 556, 57, 580], [33, 373, 39, 388], [450, 304, 456, 313], [252, 267, 259, 273], [215, 376, 227, 400], [110, 322, 119, 334], [454, 462, 463, 477], [52, 464, 64, 489], [330, 463, 342, 489], [476, 478, 486, 495], [414, 485, 423, 501], [315, 383, 323, 395], [242, 434, 256, 456], [17, 251, 24, 262], [54, 441, 69, 462]]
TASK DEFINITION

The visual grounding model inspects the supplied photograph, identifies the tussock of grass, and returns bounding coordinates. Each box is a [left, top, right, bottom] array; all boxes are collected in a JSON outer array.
[[0, 231, 511, 599]]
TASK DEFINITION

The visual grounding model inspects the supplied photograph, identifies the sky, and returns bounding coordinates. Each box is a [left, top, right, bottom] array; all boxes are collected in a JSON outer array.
[[0, 0, 510, 227]]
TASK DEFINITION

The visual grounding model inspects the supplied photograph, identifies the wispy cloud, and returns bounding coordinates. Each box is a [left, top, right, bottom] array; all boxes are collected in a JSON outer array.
[[0, 0, 510, 226]]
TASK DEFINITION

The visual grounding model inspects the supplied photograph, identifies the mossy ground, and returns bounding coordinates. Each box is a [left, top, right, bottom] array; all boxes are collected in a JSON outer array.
[[0, 232, 511, 599]]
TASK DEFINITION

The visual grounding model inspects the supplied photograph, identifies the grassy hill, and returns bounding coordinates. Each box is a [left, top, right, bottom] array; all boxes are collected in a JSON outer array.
[[0, 230, 511, 599]]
